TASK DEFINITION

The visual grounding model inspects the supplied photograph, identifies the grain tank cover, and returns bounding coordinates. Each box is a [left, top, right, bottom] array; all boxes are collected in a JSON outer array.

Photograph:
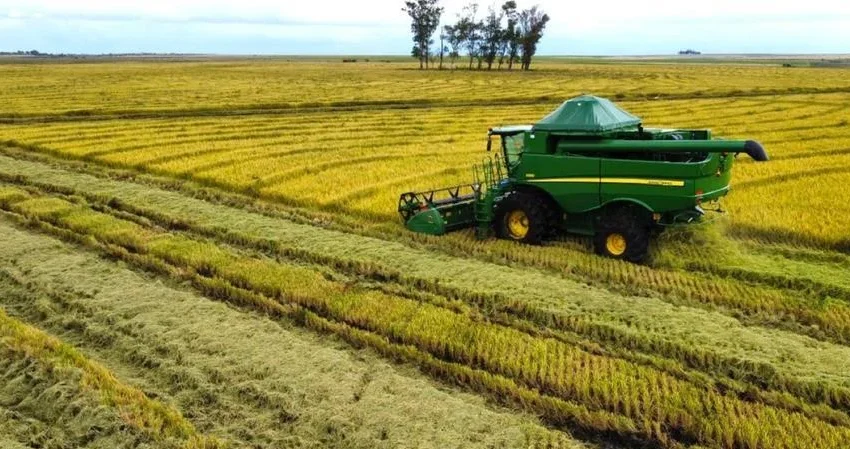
[[533, 95, 642, 133]]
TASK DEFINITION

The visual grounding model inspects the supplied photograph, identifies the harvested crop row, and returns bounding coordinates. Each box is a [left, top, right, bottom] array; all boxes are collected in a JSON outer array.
[[0, 307, 222, 449], [2, 188, 850, 449], [0, 350, 158, 449], [75, 184, 850, 422], [5, 148, 848, 349], [8, 169, 849, 425], [0, 227, 584, 449], [653, 227, 850, 306], [3, 151, 850, 411]]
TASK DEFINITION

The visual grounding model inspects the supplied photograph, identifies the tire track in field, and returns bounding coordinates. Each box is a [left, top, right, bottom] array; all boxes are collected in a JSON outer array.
[[145, 140, 321, 171], [128, 123, 459, 168], [2, 113, 328, 143], [769, 147, 850, 162], [325, 166, 468, 207], [734, 165, 850, 191], [728, 223, 850, 255], [2, 96, 808, 150], [652, 102, 840, 131], [41, 114, 420, 155], [181, 139, 415, 178], [250, 154, 402, 192], [41, 113, 486, 162]]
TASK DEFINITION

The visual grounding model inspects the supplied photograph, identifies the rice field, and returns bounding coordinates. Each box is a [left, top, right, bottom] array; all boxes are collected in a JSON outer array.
[[1, 57, 850, 449]]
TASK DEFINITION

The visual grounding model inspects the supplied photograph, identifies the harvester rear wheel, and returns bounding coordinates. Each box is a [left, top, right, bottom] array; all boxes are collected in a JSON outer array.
[[495, 192, 552, 244], [594, 206, 651, 263]]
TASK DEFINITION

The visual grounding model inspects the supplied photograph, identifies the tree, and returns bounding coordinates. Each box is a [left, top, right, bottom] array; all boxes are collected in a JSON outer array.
[[443, 24, 462, 69], [482, 5, 504, 70], [499, 1, 518, 69], [410, 45, 424, 66], [455, 3, 482, 69], [438, 29, 447, 69], [517, 5, 549, 71], [402, 0, 444, 69]]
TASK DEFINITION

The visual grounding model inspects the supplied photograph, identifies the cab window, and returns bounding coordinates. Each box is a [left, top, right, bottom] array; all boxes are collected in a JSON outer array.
[[502, 134, 524, 168]]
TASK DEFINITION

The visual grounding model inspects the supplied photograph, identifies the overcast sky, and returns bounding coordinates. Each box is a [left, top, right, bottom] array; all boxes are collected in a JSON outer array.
[[1, 0, 849, 55]]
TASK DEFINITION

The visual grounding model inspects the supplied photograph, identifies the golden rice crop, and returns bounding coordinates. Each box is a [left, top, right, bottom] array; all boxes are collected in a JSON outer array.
[[4, 59, 850, 116], [3, 58, 850, 448], [3, 88, 849, 246]]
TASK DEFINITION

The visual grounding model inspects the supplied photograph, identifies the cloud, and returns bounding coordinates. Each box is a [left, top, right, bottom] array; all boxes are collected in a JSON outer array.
[[0, 0, 848, 54], [21, 12, 396, 28], [0, 0, 408, 26]]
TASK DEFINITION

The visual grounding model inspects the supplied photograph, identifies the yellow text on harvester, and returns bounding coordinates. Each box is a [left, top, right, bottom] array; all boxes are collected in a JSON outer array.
[[528, 178, 685, 187]]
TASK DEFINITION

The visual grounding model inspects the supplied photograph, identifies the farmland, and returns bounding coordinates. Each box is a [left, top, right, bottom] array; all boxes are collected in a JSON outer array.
[[1, 57, 850, 449]]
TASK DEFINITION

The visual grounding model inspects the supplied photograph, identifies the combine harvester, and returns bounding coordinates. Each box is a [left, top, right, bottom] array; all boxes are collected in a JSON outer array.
[[398, 95, 768, 262]]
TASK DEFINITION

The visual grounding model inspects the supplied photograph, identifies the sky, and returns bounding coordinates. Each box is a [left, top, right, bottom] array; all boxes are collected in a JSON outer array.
[[1, 0, 849, 55]]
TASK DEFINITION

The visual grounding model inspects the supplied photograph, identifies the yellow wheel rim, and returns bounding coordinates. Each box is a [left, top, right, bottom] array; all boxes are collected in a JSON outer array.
[[605, 233, 627, 256], [506, 210, 530, 240]]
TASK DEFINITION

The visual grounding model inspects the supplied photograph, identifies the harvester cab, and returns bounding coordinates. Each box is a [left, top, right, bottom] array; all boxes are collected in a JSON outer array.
[[397, 95, 768, 262]]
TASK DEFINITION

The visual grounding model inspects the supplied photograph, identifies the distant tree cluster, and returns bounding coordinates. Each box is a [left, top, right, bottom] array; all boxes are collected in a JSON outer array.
[[678, 49, 701, 55], [0, 50, 43, 56], [402, 0, 549, 71]]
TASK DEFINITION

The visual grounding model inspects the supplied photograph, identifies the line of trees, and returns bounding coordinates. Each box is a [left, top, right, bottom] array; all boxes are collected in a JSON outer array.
[[0, 50, 43, 56], [402, 0, 550, 71]]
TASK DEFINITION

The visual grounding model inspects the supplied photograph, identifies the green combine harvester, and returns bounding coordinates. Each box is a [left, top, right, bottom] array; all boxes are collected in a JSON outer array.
[[398, 95, 769, 262]]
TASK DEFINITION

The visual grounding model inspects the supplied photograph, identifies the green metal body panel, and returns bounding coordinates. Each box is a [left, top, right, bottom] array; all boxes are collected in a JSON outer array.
[[505, 132, 749, 233], [534, 95, 641, 132], [515, 153, 602, 212], [397, 185, 479, 235], [404, 199, 477, 235], [398, 95, 767, 239], [512, 145, 736, 212], [405, 207, 446, 234]]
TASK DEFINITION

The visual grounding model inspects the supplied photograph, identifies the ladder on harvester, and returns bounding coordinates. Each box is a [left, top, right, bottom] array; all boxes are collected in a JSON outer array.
[[473, 156, 505, 239]]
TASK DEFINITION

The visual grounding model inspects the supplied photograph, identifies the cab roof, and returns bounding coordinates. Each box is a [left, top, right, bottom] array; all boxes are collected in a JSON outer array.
[[533, 95, 642, 133], [489, 125, 532, 136]]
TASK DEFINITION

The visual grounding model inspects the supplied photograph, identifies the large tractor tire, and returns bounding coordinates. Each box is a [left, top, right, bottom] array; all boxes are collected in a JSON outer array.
[[495, 191, 554, 244], [593, 205, 652, 263]]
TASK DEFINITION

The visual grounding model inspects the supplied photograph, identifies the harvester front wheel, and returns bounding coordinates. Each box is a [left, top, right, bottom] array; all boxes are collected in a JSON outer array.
[[495, 192, 551, 244], [594, 207, 651, 263]]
